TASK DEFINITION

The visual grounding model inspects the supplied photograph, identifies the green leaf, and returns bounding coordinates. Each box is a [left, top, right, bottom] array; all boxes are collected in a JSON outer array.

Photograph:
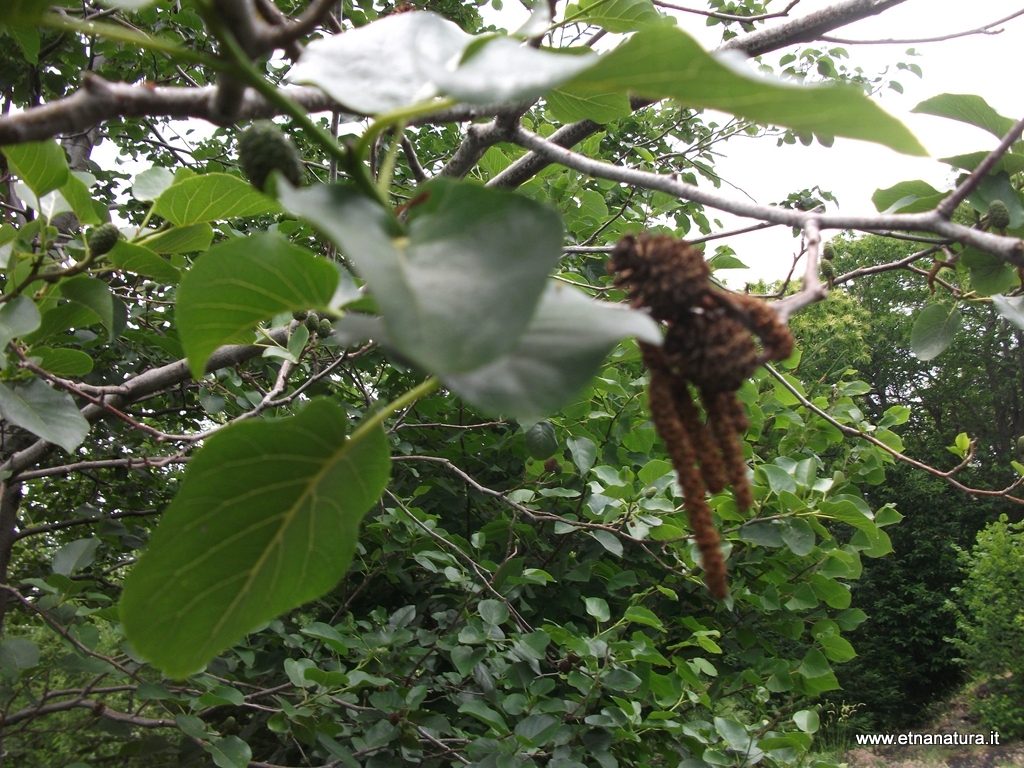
[[433, 38, 597, 105], [7, 24, 39, 64], [53, 538, 100, 575], [941, 151, 1024, 176], [208, 736, 252, 768], [546, 85, 632, 124], [109, 241, 181, 284], [0, 378, 89, 452], [0, 295, 41, 348], [60, 173, 101, 225], [279, 180, 565, 376], [604, 668, 642, 691], [288, 12, 595, 113], [566, 26, 925, 155], [141, 223, 215, 254], [584, 596, 610, 621], [524, 420, 558, 460], [458, 699, 508, 733], [566, 434, 597, 475], [961, 248, 1019, 296], [0, 638, 39, 681], [451, 646, 487, 676], [796, 648, 832, 679], [22, 302, 99, 346], [591, 529, 622, 557], [132, 166, 176, 201], [758, 465, 796, 495], [566, 0, 662, 33], [638, 459, 672, 485], [913, 93, 1016, 138], [781, 519, 815, 556], [910, 304, 961, 361], [623, 605, 665, 631], [176, 233, 338, 377], [871, 180, 943, 213], [2, 139, 69, 196], [60, 276, 115, 340], [819, 633, 856, 662], [151, 174, 278, 225], [793, 710, 819, 734], [992, 294, 1024, 330], [443, 283, 661, 417], [30, 346, 94, 377], [479, 599, 509, 625], [120, 399, 391, 678]]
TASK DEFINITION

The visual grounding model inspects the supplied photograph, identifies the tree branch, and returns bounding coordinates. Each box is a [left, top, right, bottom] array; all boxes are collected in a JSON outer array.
[[509, 125, 1024, 265], [0, 328, 288, 478], [820, 8, 1024, 44], [936, 114, 1024, 218]]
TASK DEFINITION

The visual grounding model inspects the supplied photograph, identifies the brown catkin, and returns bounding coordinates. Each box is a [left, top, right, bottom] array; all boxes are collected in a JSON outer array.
[[671, 380, 727, 494], [646, 362, 725, 598], [705, 391, 752, 511], [618, 236, 796, 601]]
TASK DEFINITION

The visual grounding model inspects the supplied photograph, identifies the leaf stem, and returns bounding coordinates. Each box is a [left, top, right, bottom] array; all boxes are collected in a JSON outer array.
[[350, 377, 440, 443], [355, 98, 457, 164], [40, 13, 221, 68]]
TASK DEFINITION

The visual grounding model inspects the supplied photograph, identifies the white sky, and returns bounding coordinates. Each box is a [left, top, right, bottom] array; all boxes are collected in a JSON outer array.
[[95, 0, 1024, 282]]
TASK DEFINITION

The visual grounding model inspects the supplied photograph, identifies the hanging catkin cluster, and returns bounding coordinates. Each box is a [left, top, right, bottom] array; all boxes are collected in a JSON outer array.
[[610, 233, 795, 599]]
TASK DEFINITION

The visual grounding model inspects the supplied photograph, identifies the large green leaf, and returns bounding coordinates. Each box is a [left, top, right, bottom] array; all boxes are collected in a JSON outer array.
[[0, 295, 41, 348], [120, 399, 391, 678], [140, 223, 215, 254], [961, 248, 1020, 296], [60, 173, 102, 225], [151, 174, 278, 226], [941, 151, 1024, 176], [278, 180, 564, 375], [109, 241, 181, 284], [288, 11, 595, 113], [913, 93, 1016, 138], [871, 180, 943, 214], [176, 233, 339, 377], [0, 377, 89, 452], [565, 0, 662, 33], [2, 139, 70, 196], [566, 26, 926, 155], [910, 304, 962, 361], [59, 276, 114, 339], [443, 283, 661, 418], [30, 346, 93, 377], [546, 85, 632, 124]]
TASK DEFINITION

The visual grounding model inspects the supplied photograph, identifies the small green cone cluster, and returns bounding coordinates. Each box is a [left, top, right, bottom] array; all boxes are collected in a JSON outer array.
[[988, 200, 1011, 230], [238, 122, 304, 192], [822, 242, 835, 261], [87, 223, 121, 256], [300, 311, 334, 339]]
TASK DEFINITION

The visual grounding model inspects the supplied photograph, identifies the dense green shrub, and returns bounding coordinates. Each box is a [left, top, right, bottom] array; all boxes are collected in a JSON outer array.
[[954, 515, 1024, 738]]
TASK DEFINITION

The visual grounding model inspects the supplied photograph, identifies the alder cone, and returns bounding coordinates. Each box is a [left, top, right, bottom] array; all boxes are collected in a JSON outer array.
[[989, 199, 1011, 230], [87, 223, 120, 257], [238, 122, 304, 192]]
